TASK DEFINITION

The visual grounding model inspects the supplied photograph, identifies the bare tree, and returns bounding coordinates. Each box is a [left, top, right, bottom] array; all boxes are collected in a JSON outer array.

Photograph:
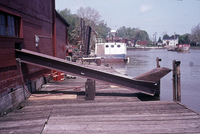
[[77, 7, 102, 28], [190, 23, 200, 45]]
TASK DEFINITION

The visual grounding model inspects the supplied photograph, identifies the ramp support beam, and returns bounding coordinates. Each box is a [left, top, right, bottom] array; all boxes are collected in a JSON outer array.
[[15, 49, 171, 96]]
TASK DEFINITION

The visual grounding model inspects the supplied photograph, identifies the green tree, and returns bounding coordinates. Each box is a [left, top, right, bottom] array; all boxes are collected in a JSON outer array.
[[96, 22, 111, 39], [179, 34, 190, 44], [139, 30, 149, 41], [117, 26, 128, 38], [117, 26, 149, 46], [58, 9, 80, 32]]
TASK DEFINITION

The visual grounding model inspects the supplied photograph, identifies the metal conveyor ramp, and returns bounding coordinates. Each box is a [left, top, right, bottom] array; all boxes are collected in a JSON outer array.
[[15, 49, 171, 96]]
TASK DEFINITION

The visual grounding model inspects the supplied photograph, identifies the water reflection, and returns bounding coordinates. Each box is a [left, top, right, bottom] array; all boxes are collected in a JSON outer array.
[[110, 49, 200, 113]]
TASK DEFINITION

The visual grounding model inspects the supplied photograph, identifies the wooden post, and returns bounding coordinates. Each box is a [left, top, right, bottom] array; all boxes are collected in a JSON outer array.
[[156, 57, 161, 68], [173, 60, 181, 102], [173, 60, 176, 101], [176, 61, 181, 101], [155, 57, 161, 97], [85, 79, 96, 100]]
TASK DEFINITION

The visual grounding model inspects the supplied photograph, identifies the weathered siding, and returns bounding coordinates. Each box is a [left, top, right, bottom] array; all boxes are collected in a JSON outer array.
[[0, 38, 24, 68], [0, 0, 55, 92], [0, 0, 70, 114], [56, 16, 67, 59], [0, 0, 65, 114], [0, 37, 24, 97], [0, 0, 52, 22]]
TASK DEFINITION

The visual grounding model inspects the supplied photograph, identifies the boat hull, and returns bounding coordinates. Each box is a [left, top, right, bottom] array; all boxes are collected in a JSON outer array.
[[167, 44, 190, 52], [97, 54, 128, 62], [176, 46, 190, 52]]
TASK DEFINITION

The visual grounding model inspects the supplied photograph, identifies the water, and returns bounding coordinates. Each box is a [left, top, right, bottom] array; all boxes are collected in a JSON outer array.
[[111, 48, 200, 113]]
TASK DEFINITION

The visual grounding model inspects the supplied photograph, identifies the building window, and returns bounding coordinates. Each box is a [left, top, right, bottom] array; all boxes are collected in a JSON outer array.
[[105, 45, 109, 48], [0, 12, 19, 37], [117, 45, 121, 48], [0, 14, 6, 36], [111, 45, 114, 48]]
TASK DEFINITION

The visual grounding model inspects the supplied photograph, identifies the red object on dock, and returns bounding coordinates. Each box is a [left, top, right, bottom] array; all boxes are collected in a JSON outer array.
[[53, 70, 65, 81]]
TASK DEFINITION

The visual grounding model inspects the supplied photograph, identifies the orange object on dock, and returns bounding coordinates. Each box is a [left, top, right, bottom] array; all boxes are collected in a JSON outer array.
[[53, 70, 65, 81]]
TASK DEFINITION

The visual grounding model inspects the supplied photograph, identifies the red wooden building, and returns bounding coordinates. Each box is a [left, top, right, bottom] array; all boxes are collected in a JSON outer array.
[[0, 0, 69, 114]]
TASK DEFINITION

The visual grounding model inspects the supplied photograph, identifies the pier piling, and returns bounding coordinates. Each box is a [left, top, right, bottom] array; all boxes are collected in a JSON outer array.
[[85, 79, 96, 100], [155, 57, 161, 97], [173, 60, 181, 102]]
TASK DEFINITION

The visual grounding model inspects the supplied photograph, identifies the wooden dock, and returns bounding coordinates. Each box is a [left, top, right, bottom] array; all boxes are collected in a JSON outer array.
[[0, 76, 200, 134]]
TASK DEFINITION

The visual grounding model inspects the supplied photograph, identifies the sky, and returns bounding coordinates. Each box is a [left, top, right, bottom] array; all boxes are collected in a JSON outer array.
[[55, 0, 200, 40]]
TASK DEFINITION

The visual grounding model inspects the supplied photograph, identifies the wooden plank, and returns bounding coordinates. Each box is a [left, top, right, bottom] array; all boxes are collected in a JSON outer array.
[[21, 100, 178, 108], [47, 118, 200, 126], [50, 109, 192, 117], [0, 126, 44, 134], [47, 117, 200, 127], [43, 127, 200, 134], [0, 53, 15, 61], [43, 123, 200, 133], [0, 112, 50, 122], [18, 101, 176, 110], [0, 60, 17, 68], [19, 101, 183, 112], [0, 119, 46, 128], [28, 94, 77, 100]]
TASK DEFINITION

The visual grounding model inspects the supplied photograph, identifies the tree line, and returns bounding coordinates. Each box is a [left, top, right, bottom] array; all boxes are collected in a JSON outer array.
[[57, 7, 149, 46], [58, 7, 200, 46]]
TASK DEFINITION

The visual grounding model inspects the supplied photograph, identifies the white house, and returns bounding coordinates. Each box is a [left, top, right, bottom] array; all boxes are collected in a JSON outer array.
[[163, 35, 179, 47]]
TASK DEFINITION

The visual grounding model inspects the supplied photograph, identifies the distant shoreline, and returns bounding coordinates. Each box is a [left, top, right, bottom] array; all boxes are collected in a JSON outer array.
[[127, 47, 165, 50], [127, 46, 200, 50]]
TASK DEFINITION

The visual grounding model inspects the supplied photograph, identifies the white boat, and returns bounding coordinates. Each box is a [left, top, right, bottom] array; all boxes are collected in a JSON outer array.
[[95, 42, 128, 62], [95, 30, 128, 62]]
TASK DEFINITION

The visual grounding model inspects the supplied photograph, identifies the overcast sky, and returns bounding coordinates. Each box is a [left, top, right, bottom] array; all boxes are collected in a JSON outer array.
[[55, 0, 200, 39]]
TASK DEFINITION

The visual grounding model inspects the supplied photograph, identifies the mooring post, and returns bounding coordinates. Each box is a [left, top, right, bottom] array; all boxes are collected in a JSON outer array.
[[156, 57, 161, 68], [85, 79, 96, 100], [155, 57, 161, 97], [173, 60, 181, 102]]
